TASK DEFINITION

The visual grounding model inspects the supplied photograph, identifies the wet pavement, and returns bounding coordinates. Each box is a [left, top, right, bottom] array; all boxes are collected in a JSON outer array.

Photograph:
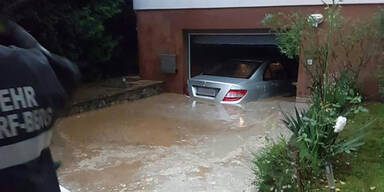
[[51, 93, 305, 192]]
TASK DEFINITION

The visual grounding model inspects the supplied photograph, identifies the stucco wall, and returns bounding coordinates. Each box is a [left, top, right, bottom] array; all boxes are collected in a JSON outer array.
[[136, 4, 382, 99]]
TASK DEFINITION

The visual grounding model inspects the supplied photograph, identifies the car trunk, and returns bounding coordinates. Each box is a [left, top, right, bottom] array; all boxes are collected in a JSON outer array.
[[188, 75, 246, 101]]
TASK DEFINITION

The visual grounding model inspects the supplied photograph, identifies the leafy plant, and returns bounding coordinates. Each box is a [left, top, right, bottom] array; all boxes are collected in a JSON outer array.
[[262, 12, 311, 59], [263, 1, 382, 87], [379, 66, 384, 99], [375, 8, 384, 100], [281, 69, 370, 188], [313, 103, 384, 191], [261, 1, 381, 191], [252, 138, 297, 192]]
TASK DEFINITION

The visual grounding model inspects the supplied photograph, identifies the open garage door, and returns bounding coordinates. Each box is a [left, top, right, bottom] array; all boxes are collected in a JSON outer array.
[[187, 32, 298, 93], [191, 34, 277, 46]]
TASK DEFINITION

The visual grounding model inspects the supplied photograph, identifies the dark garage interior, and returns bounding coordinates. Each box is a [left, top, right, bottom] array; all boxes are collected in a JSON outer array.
[[189, 33, 299, 91]]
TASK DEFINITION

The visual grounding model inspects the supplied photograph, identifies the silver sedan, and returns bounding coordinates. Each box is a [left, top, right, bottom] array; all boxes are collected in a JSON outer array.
[[187, 59, 293, 104]]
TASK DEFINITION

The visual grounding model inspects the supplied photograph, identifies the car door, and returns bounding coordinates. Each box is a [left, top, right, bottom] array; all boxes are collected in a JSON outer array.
[[272, 62, 289, 94], [262, 63, 277, 97], [268, 62, 290, 95]]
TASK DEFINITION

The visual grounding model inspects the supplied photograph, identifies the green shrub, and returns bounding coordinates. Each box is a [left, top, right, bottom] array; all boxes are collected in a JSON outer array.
[[252, 138, 297, 192], [378, 65, 384, 99], [259, 2, 382, 191], [1, 0, 125, 80], [281, 69, 370, 188]]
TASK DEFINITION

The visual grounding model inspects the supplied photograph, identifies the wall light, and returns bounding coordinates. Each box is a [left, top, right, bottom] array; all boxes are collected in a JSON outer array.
[[308, 14, 324, 27]]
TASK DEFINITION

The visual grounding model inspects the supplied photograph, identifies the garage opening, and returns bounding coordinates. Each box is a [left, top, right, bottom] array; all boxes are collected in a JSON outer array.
[[187, 32, 299, 98]]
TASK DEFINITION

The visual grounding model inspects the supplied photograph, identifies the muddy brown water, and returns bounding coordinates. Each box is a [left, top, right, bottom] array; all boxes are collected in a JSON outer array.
[[51, 93, 303, 192]]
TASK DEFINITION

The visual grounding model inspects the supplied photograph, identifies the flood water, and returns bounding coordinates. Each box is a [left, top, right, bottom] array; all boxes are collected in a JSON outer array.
[[51, 93, 302, 192]]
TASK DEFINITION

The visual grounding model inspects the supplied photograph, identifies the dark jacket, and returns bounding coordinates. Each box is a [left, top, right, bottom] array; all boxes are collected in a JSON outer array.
[[0, 19, 80, 192]]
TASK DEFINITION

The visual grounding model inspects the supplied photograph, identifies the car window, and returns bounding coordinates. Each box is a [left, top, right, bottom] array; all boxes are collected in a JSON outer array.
[[263, 62, 286, 81], [203, 60, 263, 79]]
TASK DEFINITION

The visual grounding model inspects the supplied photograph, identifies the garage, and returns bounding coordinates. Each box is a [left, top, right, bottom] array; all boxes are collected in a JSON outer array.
[[134, 1, 381, 100], [186, 31, 299, 103]]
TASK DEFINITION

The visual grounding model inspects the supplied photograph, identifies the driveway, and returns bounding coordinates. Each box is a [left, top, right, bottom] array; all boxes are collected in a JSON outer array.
[[51, 93, 303, 192]]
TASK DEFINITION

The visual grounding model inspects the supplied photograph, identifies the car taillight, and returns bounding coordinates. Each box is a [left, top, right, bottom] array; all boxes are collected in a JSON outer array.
[[223, 89, 247, 102]]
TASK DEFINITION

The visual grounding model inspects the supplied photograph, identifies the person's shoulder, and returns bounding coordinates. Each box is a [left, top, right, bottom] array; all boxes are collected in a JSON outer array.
[[1, 46, 49, 68], [0, 45, 45, 59], [0, 45, 14, 56]]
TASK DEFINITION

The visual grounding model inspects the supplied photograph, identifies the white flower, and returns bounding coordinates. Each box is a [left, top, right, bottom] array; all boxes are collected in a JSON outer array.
[[334, 116, 347, 133]]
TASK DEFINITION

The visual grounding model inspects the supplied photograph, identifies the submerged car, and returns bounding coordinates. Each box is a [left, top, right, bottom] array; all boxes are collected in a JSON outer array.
[[187, 59, 294, 104]]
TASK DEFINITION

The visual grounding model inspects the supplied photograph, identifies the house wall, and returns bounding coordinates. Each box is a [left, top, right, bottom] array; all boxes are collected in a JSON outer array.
[[133, 0, 383, 10], [136, 4, 383, 99]]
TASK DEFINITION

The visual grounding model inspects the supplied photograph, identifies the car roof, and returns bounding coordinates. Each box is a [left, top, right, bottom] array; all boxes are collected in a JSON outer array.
[[228, 59, 269, 64]]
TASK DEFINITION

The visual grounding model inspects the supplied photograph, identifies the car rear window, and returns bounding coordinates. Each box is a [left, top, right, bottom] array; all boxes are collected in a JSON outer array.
[[202, 60, 263, 79]]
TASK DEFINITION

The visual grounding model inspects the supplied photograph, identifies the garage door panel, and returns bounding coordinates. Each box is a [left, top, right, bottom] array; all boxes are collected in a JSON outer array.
[[192, 35, 277, 46]]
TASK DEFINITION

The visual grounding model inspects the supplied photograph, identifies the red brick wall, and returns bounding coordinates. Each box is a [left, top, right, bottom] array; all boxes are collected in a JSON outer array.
[[136, 4, 382, 99]]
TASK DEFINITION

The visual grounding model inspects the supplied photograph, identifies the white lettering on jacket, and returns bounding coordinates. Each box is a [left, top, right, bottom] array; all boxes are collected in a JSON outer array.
[[0, 86, 53, 139]]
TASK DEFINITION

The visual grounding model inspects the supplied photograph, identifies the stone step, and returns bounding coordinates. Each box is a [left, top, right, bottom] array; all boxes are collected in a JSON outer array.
[[68, 76, 163, 115]]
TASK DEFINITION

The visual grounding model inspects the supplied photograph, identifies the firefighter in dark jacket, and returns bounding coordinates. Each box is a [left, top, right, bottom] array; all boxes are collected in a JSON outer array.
[[0, 19, 80, 192]]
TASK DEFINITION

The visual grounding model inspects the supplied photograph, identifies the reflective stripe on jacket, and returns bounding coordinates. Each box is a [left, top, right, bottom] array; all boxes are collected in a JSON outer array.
[[0, 130, 52, 169]]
